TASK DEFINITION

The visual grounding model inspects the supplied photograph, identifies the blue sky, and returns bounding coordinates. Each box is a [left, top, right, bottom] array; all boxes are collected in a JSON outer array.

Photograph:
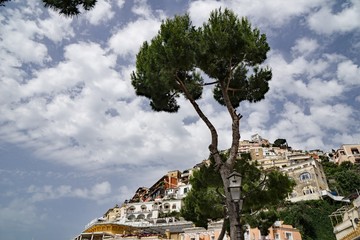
[[1, 0, 360, 239]]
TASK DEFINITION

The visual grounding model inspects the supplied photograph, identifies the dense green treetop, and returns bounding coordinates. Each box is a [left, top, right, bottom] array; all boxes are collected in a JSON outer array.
[[181, 153, 295, 231], [279, 200, 340, 240], [131, 8, 271, 112], [322, 160, 360, 197], [273, 138, 287, 148], [1, 0, 97, 16]]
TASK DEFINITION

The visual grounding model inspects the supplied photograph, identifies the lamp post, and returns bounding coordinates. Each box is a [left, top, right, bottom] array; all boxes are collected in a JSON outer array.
[[228, 171, 242, 240]]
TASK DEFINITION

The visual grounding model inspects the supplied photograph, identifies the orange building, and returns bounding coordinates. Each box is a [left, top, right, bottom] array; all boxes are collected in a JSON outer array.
[[245, 221, 302, 240]]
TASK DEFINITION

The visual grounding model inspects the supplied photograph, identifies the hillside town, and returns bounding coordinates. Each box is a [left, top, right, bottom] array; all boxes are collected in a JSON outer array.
[[74, 135, 360, 240]]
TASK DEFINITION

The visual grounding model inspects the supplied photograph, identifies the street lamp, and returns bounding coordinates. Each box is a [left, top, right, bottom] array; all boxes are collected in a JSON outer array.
[[228, 171, 243, 240], [228, 171, 242, 202]]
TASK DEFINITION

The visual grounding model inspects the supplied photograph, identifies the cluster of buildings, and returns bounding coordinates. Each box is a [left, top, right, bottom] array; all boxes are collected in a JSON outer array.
[[74, 134, 360, 240]]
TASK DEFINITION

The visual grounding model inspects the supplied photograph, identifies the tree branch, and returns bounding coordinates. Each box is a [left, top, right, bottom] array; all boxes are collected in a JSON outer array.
[[203, 81, 219, 86], [216, 187, 226, 199], [217, 215, 228, 240], [174, 73, 223, 168]]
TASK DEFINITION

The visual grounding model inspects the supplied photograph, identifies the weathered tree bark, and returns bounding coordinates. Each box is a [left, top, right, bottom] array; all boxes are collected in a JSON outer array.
[[217, 220, 227, 240], [176, 68, 244, 240]]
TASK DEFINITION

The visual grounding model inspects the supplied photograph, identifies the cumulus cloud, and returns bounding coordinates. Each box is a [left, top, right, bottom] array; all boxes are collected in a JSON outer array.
[[108, 18, 162, 58], [84, 0, 115, 25], [117, 0, 125, 9], [291, 38, 319, 57], [132, 0, 153, 18], [308, 1, 360, 35], [188, 0, 325, 28], [337, 59, 360, 86], [188, 0, 225, 26], [38, 10, 74, 42], [0, 1, 75, 66], [268, 50, 353, 104]]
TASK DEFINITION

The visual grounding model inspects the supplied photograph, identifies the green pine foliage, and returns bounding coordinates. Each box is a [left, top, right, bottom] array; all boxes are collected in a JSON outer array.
[[181, 153, 295, 230], [322, 160, 360, 196], [279, 200, 341, 240], [131, 8, 272, 112], [1, 0, 97, 16]]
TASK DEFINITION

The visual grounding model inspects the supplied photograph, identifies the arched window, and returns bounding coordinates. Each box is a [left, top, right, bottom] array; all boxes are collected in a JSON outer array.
[[302, 186, 315, 195], [127, 206, 136, 213], [163, 203, 170, 210], [137, 214, 145, 220], [299, 172, 311, 181], [172, 204, 177, 209]]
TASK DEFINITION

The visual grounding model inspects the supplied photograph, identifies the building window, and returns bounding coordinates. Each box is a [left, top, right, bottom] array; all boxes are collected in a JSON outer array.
[[299, 172, 311, 181], [184, 187, 188, 194], [275, 233, 280, 240], [172, 204, 177, 209], [303, 186, 315, 195], [127, 206, 136, 213], [351, 148, 360, 155], [285, 232, 293, 240]]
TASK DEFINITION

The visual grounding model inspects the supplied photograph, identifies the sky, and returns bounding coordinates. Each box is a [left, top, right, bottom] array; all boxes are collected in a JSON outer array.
[[0, 0, 360, 239]]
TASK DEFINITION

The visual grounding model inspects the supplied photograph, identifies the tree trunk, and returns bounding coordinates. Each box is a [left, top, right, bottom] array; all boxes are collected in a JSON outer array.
[[176, 72, 243, 240], [218, 164, 244, 240], [217, 219, 227, 240]]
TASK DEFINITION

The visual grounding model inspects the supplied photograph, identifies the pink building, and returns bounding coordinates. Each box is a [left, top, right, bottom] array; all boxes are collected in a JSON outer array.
[[181, 221, 302, 240], [245, 221, 302, 240]]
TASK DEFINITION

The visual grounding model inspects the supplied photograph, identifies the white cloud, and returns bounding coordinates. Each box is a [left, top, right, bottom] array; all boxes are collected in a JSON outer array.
[[22, 42, 122, 98], [291, 38, 319, 57], [245, 100, 272, 130], [332, 132, 360, 146], [38, 10, 74, 42], [0, 2, 75, 67], [188, 0, 325, 28], [117, 0, 125, 9], [108, 18, 162, 58], [85, 0, 114, 25], [309, 104, 354, 132], [132, 0, 153, 18], [268, 51, 352, 104], [337, 60, 360, 86], [188, 0, 225, 26], [0, 18, 49, 64], [308, 1, 360, 35], [27, 181, 112, 202]]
